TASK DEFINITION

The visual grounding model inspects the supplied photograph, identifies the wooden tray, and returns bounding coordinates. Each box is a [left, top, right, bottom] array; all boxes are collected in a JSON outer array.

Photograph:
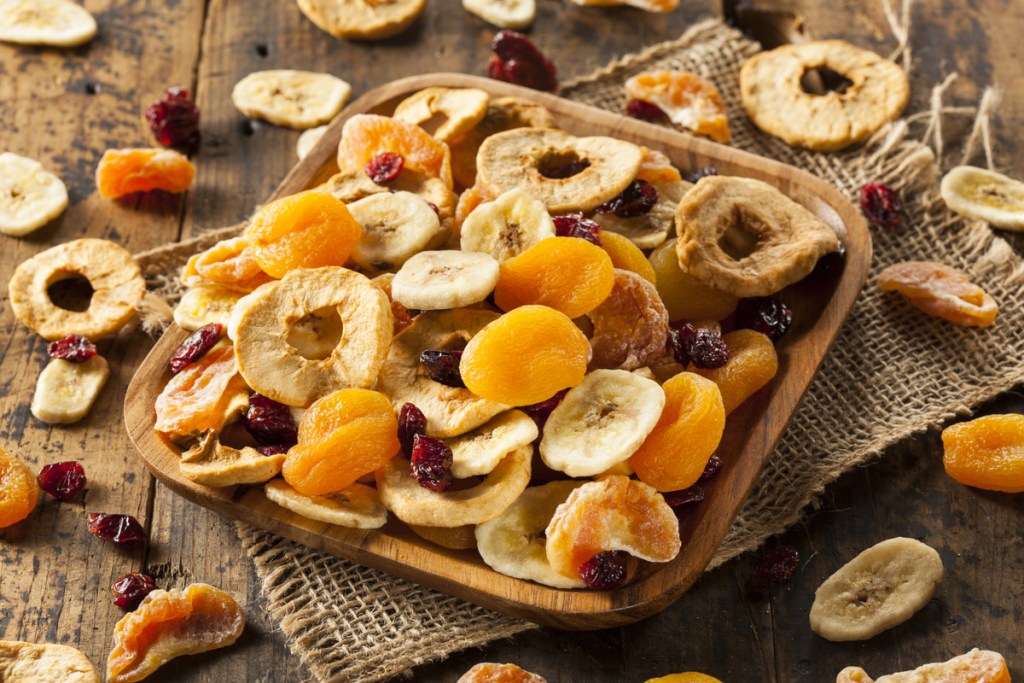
[[125, 73, 871, 630]]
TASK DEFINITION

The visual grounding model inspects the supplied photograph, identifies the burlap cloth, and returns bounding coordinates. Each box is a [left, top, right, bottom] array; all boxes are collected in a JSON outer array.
[[134, 18, 1024, 683]]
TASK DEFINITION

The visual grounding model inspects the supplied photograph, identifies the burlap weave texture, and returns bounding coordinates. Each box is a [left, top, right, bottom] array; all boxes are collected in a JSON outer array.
[[134, 18, 1024, 683]]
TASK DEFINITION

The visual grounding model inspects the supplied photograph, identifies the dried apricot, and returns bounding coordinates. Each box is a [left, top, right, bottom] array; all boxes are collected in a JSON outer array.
[[878, 260, 998, 327], [181, 236, 274, 293], [598, 230, 657, 284], [337, 114, 453, 188], [107, 583, 244, 683], [494, 237, 614, 318], [941, 414, 1024, 493], [283, 388, 399, 496], [0, 447, 39, 528], [636, 147, 683, 184], [154, 341, 249, 437], [588, 269, 669, 371], [837, 648, 1010, 683], [460, 305, 590, 406], [244, 190, 362, 278], [458, 662, 548, 683], [96, 148, 195, 199], [689, 329, 778, 413], [625, 71, 730, 143], [629, 372, 725, 492], [649, 239, 738, 321]]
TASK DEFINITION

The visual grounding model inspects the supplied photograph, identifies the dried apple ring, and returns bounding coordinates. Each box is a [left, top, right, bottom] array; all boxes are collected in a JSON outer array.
[[230, 267, 393, 407], [588, 269, 669, 371], [179, 431, 285, 487], [393, 87, 490, 144], [878, 261, 998, 328], [9, 238, 145, 340]]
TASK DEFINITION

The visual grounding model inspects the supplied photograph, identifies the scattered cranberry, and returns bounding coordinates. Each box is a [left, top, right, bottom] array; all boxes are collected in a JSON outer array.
[[488, 30, 558, 92], [736, 297, 792, 341], [540, 158, 590, 179], [47, 335, 96, 363], [683, 166, 718, 184], [521, 389, 569, 431], [596, 179, 658, 218], [663, 484, 705, 508], [553, 213, 602, 245], [419, 349, 465, 388], [145, 87, 200, 154], [37, 461, 86, 500], [410, 434, 453, 492], [366, 152, 404, 184], [668, 323, 728, 369], [87, 514, 147, 544], [699, 453, 723, 482], [256, 444, 290, 456], [625, 98, 665, 122], [111, 573, 157, 611], [859, 182, 903, 230], [755, 544, 800, 583], [398, 403, 428, 458], [244, 394, 298, 446], [579, 550, 630, 590], [168, 323, 224, 374]]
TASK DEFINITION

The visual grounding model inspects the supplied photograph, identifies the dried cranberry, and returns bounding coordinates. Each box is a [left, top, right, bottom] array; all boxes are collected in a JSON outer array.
[[699, 453, 723, 482], [398, 403, 428, 458], [521, 388, 569, 431], [668, 323, 728, 369], [755, 544, 800, 583], [111, 572, 157, 611], [859, 182, 903, 230], [87, 514, 146, 544], [256, 444, 290, 456], [596, 179, 658, 218], [578, 550, 630, 590], [553, 213, 602, 245], [419, 349, 465, 388], [663, 484, 705, 508], [244, 394, 298, 446], [168, 323, 224, 374], [37, 461, 86, 500], [625, 98, 665, 122], [683, 166, 718, 184], [47, 335, 96, 363], [365, 152, 404, 184], [736, 297, 792, 341], [410, 434, 453, 492], [488, 31, 558, 92], [145, 87, 200, 154], [540, 159, 590, 179]]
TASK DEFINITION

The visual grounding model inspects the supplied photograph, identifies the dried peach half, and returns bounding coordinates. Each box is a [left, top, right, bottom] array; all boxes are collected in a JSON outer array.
[[154, 342, 249, 437], [941, 414, 1024, 493], [458, 662, 548, 683], [836, 648, 1010, 683], [689, 329, 778, 414], [878, 261, 998, 328], [181, 236, 274, 293], [96, 148, 195, 199], [0, 447, 39, 529], [625, 71, 730, 143], [337, 114, 453, 188]]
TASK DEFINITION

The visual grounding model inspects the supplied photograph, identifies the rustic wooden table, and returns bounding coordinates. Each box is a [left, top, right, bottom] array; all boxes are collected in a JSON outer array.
[[2, 1, 1022, 681]]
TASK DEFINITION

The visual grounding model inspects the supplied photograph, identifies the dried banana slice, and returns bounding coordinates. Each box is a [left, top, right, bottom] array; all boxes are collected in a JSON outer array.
[[447, 409, 538, 478], [0, 152, 69, 236], [592, 178, 689, 250], [810, 537, 944, 642], [174, 285, 243, 333], [296, 125, 329, 160], [393, 87, 490, 144], [539, 369, 665, 477], [179, 432, 285, 487], [460, 187, 556, 262], [462, 0, 535, 28], [0, 0, 96, 47], [297, 0, 425, 40], [265, 479, 387, 529], [376, 446, 531, 527], [231, 70, 351, 129], [940, 165, 1024, 231], [391, 250, 499, 310], [31, 356, 109, 425], [836, 648, 1010, 683], [0, 640, 99, 683], [348, 191, 443, 273], [568, 0, 677, 11], [475, 480, 587, 589]]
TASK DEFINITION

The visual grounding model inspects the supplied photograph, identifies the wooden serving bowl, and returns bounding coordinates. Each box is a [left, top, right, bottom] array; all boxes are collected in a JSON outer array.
[[125, 73, 870, 630]]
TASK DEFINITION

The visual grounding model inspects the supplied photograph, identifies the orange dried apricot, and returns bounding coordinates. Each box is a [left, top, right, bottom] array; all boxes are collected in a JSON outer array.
[[283, 388, 399, 496], [494, 237, 615, 319], [629, 372, 725, 492], [455, 182, 495, 233], [337, 114, 453, 188], [599, 230, 657, 284], [0, 447, 39, 529], [836, 648, 1010, 683], [625, 71, 731, 143], [244, 190, 362, 278], [458, 662, 548, 683], [646, 674, 724, 683], [690, 329, 778, 413], [154, 342, 249, 437], [878, 261, 998, 327], [107, 583, 245, 683], [181, 236, 275, 293], [941, 414, 1024, 493], [96, 148, 195, 199], [649, 239, 738, 321], [460, 305, 590, 406], [636, 147, 683, 184]]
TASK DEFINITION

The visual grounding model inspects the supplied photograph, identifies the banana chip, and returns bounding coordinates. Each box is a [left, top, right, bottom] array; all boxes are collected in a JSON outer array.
[[0, 152, 68, 236], [391, 250, 499, 310], [447, 409, 538, 478], [462, 0, 535, 29], [31, 356, 109, 425], [941, 165, 1024, 231], [264, 479, 387, 529], [460, 188, 556, 263], [232, 70, 351, 129], [348, 191, 443, 273], [0, 0, 96, 47]]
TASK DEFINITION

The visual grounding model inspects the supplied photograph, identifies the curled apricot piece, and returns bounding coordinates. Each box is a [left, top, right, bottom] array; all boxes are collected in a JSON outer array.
[[648, 239, 738, 321], [283, 388, 399, 496], [337, 114, 453, 188], [629, 372, 725, 492], [878, 261, 998, 328], [835, 648, 1010, 683], [689, 329, 778, 413], [181, 236, 274, 293], [941, 414, 1024, 493], [460, 305, 591, 406], [625, 71, 731, 143], [154, 342, 249, 437], [0, 447, 39, 529], [96, 148, 195, 199], [458, 662, 548, 683], [107, 583, 245, 683], [494, 237, 615, 319]]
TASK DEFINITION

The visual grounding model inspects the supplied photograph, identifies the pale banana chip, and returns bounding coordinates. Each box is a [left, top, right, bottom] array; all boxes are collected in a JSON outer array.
[[179, 432, 285, 487], [265, 479, 387, 529], [941, 165, 1024, 231], [462, 0, 535, 29], [232, 70, 351, 129], [0, 640, 99, 683], [173, 285, 242, 333], [391, 250, 499, 310], [0, 0, 96, 47], [0, 152, 69, 236], [460, 187, 556, 262], [31, 356, 109, 425], [296, 125, 329, 160], [447, 409, 538, 478], [348, 191, 443, 273], [297, 0, 425, 40]]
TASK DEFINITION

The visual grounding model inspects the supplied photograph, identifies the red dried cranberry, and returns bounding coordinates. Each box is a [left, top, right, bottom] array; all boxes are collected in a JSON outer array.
[[366, 152, 404, 184], [488, 31, 558, 92], [47, 335, 97, 363], [663, 484, 705, 508], [859, 182, 903, 230], [111, 572, 157, 611], [168, 323, 224, 374], [244, 394, 298, 446], [625, 98, 665, 122], [596, 179, 658, 218], [698, 453, 723, 482], [256, 444, 290, 456], [668, 323, 728, 369], [683, 166, 718, 184], [755, 544, 800, 583], [521, 388, 569, 431], [410, 434, 453, 492], [553, 213, 602, 245], [145, 87, 200, 154], [578, 550, 630, 590], [736, 297, 792, 341], [419, 349, 465, 388], [398, 403, 428, 458], [87, 513, 147, 544], [540, 159, 590, 179], [37, 461, 87, 501]]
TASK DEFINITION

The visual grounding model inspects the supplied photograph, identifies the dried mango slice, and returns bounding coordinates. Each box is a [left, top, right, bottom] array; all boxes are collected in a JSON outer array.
[[154, 341, 249, 437], [878, 261, 998, 328], [836, 648, 1010, 683], [625, 72, 730, 143]]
